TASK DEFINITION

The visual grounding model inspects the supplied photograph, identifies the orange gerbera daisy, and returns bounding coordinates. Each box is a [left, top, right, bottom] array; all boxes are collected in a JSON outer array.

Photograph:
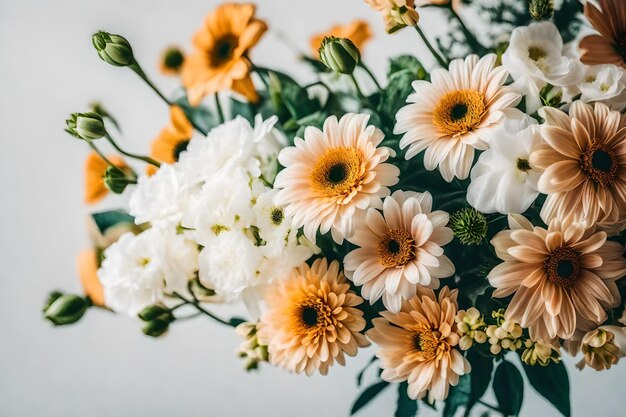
[[257, 258, 369, 375], [579, 0, 626, 69], [530, 101, 626, 233], [77, 249, 105, 307], [149, 106, 193, 173], [367, 287, 470, 401], [310, 20, 372, 58], [182, 3, 267, 106], [84, 152, 129, 204], [488, 214, 626, 344]]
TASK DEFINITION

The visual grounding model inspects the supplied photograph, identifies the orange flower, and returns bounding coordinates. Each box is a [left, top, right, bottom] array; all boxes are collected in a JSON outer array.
[[149, 106, 193, 172], [77, 249, 105, 307], [310, 20, 372, 58], [579, 0, 626, 69], [159, 46, 185, 76], [182, 3, 267, 106], [84, 152, 129, 204]]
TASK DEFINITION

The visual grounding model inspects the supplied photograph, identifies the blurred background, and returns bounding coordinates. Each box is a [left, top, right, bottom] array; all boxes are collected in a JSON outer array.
[[1, 0, 624, 416]]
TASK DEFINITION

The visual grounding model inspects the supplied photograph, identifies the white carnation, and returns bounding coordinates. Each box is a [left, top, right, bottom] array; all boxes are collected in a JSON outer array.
[[467, 116, 541, 214], [578, 65, 626, 111], [99, 227, 199, 316]]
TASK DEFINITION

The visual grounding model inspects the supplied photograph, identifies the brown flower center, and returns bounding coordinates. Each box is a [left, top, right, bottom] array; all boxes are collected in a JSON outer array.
[[616, 36, 626, 63], [580, 141, 618, 187], [270, 207, 284, 226], [412, 329, 441, 361], [544, 247, 580, 289], [377, 228, 415, 267], [310, 147, 363, 199], [517, 158, 531, 172], [433, 89, 486, 137], [172, 139, 190, 161], [296, 297, 334, 334], [209, 35, 239, 67]]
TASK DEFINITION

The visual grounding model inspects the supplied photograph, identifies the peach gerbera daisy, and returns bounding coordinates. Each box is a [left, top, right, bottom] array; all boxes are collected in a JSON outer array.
[[257, 258, 369, 375], [77, 249, 105, 307], [274, 113, 400, 243], [310, 20, 372, 58], [579, 0, 626, 69], [344, 190, 454, 313], [148, 106, 193, 174], [182, 3, 267, 106], [488, 214, 626, 344], [394, 54, 522, 182], [84, 152, 129, 204], [367, 286, 470, 401], [530, 101, 626, 233]]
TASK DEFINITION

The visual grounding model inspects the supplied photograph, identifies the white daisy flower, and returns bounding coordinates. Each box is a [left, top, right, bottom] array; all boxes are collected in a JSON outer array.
[[578, 64, 626, 111], [394, 54, 522, 182], [467, 116, 542, 214]]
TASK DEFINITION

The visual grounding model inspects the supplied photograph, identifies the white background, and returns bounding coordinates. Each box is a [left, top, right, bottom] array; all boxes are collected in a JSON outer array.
[[1, 0, 625, 416]]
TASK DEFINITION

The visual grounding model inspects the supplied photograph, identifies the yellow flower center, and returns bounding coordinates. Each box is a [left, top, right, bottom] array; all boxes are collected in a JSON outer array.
[[295, 296, 335, 337], [209, 35, 239, 67], [432, 89, 486, 137], [270, 207, 284, 226], [581, 141, 619, 187], [528, 46, 548, 62], [310, 147, 364, 200], [412, 328, 443, 361], [377, 228, 415, 267], [544, 247, 580, 289]]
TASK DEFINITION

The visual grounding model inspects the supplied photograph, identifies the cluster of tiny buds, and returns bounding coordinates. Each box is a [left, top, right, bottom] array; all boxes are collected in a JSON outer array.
[[455, 307, 487, 350], [521, 339, 561, 367], [486, 309, 523, 355], [235, 322, 269, 371]]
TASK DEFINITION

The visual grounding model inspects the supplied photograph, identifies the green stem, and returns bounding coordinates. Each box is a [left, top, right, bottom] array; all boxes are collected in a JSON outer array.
[[214, 93, 225, 124], [173, 293, 234, 327], [456, 391, 504, 414], [358, 62, 382, 91], [414, 25, 448, 68], [448, 6, 487, 55], [251, 63, 270, 90], [129, 61, 170, 105], [105, 133, 160, 167], [349, 73, 366, 101], [87, 141, 116, 167]]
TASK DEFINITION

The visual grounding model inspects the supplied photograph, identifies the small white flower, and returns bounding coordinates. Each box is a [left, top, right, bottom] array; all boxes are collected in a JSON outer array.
[[502, 22, 582, 113], [254, 187, 294, 256], [99, 227, 199, 316], [467, 116, 541, 214], [578, 65, 626, 111]]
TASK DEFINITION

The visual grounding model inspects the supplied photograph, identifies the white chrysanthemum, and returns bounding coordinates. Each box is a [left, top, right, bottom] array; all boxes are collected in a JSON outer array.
[[344, 190, 455, 313], [254, 187, 294, 256], [129, 164, 188, 227], [467, 116, 541, 214], [275, 113, 399, 244], [502, 22, 582, 113], [578, 64, 626, 111], [99, 227, 199, 316], [394, 54, 522, 182]]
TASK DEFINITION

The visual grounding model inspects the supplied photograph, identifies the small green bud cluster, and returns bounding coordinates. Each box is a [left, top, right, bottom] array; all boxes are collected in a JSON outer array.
[[540, 83, 563, 108], [235, 322, 269, 371], [521, 339, 561, 366], [138, 304, 174, 337], [43, 291, 90, 326], [319, 37, 360, 74], [486, 309, 524, 354], [455, 307, 488, 350], [529, 0, 554, 21], [449, 207, 488, 245]]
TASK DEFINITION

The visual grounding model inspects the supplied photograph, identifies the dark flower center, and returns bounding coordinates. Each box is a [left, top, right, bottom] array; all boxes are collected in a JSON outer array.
[[326, 163, 348, 185], [545, 247, 580, 289], [580, 141, 618, 187], [377, 228, 416, 267], [517, 158, 532, 172], [301, 306, 319, 327], [163, 48, 184, 70], [387, 239, 401, 254], [172, 139, 190, 161], [270, 207, 284, 226], [210, 35, 238, 67], [450, 103, 469, 122]]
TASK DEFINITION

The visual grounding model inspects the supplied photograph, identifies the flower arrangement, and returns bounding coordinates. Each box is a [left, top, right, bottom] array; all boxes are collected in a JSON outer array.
[[45, 0, 626, 416]]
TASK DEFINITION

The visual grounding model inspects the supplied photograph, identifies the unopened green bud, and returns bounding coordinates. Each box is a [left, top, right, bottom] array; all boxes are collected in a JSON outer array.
[[449, 207, 488, 245], [318, 37, 360, 75], [540, 83, 563, 108], [66, 112, 106, 140], [103, 165, 136, 194], [138, 304, 173, 322], [142, 319, 170, 337], [92, 31, 135, 67], [529, 0, 554, 21], [44, 294, 89, 326], [43, 291, 64, 311]]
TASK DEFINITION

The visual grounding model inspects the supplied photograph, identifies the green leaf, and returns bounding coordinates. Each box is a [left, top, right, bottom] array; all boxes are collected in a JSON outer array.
[[493, 360, 524, 416], [356, 356, 377, 387], [522, 361, 571, 417], [443, 374, 470, 417], [229, 97, 256, 123], [388, 55, 429, 81], [171, 95, 217, 135], [395, 382, 418, 417], [228, 317, 246, 327], [351, 380, 390, 415], [92, 210, 135, 234], [468, 350, 494, 401], [377, 69, 416, 126]]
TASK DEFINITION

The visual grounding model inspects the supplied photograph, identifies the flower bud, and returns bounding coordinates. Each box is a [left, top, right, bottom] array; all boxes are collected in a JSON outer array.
[[66, 112, 106, 141], [318, 37, 360, 74], [449, 207, 488, 245], [44, 294, 89, 326], [92, 31, 135, 67], [43, 290, 64, 311], [389, 4, 419, 29], [539, 83, 563, 108], [529, 0, 554, 21], [142, 318, 170, 337], [103, 165, 136, 194]]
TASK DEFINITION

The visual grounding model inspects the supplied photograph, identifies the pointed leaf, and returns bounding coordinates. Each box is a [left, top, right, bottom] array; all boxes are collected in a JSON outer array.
[[493, 360, 524, 416], [522, 361, 571, 417], [395, 382, 418, 417], [351, 380, 390, 415]]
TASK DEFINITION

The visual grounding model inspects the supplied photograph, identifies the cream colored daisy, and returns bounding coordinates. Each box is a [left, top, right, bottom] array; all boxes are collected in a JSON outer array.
[[530, 101, 626, 233], [344, 190, 454, 313], [257, 258, 369, 375], [488, 214, 626, 344], [394, 54, 522, 182], [274, 113, 400, 243], [367, 287, 470, 402]]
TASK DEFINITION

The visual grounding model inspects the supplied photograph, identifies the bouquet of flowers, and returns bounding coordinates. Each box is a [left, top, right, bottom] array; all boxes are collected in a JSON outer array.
[[44, 0, 626, 415]]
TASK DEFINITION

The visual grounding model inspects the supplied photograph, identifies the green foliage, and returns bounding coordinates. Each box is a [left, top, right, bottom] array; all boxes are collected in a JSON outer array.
[[395, 382, 418, 417], [493, 360, 524, 416], [443, 373, 470, 417], [171, 95, 218, 135], [351, 380, 390, 415], [467, 350, 494, 404], [356, 356, 378, 387], [91, 209, 135, 234], [522, 361, 571, 417]]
